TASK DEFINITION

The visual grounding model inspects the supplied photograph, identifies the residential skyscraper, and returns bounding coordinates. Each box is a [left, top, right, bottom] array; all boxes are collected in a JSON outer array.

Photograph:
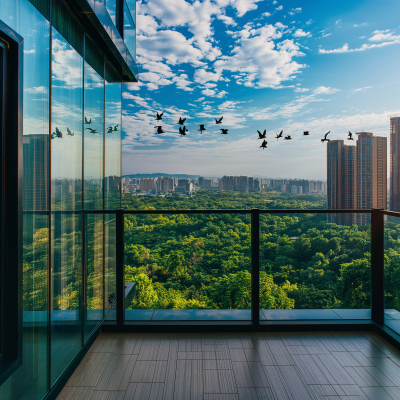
[[356, 132, 387, 224], [327, 140, 357, 225], [390, 117, 400, 211]]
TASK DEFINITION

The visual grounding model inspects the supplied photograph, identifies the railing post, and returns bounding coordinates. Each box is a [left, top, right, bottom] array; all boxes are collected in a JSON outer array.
[[371, 208, 384, 324], [116, 208, 125, 327], [251, 208, 260, 326]]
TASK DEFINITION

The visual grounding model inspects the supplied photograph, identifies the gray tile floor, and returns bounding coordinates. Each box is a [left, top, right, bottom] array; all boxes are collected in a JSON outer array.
[[57, 331, 400, 399]]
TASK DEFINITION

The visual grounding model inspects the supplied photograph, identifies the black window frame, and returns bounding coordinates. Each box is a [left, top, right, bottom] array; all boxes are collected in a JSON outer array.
[[0, 19, 23, 386]]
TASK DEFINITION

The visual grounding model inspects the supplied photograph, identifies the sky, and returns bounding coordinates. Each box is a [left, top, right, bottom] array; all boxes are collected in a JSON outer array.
[[122, 0, 400, 179]]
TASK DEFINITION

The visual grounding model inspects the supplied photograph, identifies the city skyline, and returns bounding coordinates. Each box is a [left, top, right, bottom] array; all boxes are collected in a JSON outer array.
[[122, 0, 400, 178]]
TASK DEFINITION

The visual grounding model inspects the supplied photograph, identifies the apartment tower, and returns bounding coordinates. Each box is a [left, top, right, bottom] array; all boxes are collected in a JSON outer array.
[[356, 132, 387, 224], [390, 117, 400, 211], [327, 140, 357, 225]]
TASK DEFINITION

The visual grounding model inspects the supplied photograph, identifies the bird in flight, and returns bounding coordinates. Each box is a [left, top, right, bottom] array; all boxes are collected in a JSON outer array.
[[303, 131, 310, 136], [155, 112, 163, 121], [84, 117, 92, 125], [258, 130, 266, 139], [260, 140, 268, 149], [56, 127, 63, 138], [284, 135, 292, 140], [107, 126, 113, 134], [276, 130, 283, 140], [198, 124, 206, 133], [178, 117, 186, 125], [348, 131, 354, 140], [179, 126, 188, 136], [85, 127, 99, 134], [321, 131, 330, 143], [220, 129, 228, 134], [113, 124, 119, 131], [215, 116, 223, 124], [51, 132, 56, 139], [67, 127, 74, 136], [155, 126, 164, 134]]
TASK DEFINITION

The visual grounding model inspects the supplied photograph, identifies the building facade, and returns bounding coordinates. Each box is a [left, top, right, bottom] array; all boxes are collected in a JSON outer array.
[[0, 1, 137, 399], [390, 117, 400, 211]]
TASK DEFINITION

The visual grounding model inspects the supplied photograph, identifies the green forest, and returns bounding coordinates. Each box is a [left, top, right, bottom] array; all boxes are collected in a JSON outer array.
[[21, 188, 400, 313], [122, 189, 400, 311]]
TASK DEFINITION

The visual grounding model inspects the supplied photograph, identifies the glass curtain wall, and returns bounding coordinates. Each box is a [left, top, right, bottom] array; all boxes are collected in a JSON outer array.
[[84, 36, 105, 341], [106, 0, 117, 26], [104, 61, 122, 317], [123, 1, 136, 59], [0, 1, 50, 399], [50, 0, 83, 385]]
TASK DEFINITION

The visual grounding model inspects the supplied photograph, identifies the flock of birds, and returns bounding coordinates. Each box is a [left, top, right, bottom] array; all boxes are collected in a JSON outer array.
[[258, 130, 355, 150], [154, 112, 227, 136], [153, 112, 356, 149], [51, 117, 119, 139]]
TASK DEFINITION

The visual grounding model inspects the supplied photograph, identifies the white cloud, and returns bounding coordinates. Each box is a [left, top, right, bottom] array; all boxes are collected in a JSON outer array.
[[322, 33, 332, 37], [173, 74, 194, 91], [25, 86, 47, 94], [293, 29, 310, 38], [194, 69, 222, 84], [336, 19, 342, 25], [319, 39, 400, 53], [313, 86, 340, 94], [262, 12, 271, 17], [351, 86, 372, 93], [122, 92, 151, 108], [306, 19, 313, 25], [294, 87, 310, 92], [214, 25, 306, 88], [218, 14, 237, 26], [23, 49, 35, 54], [354, 22, 368, 27], [288, 7, 301, 16], [369, 30, 400, 42], [276, 5, 283, 10]]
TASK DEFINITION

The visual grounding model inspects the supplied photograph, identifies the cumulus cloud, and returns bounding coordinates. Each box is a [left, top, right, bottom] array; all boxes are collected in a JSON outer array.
[[369, 30, 400, 42], [293, 29, 310, 38], [214, 25, 306, 88], [288, 7, 301, 16], [276, 5, 283, 10]]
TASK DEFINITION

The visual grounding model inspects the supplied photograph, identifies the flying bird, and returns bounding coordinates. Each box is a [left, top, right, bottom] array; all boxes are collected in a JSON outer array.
[[51, 132, 56, 139], [321, 131, 330, 143], [260, 140, 268, 149], [113, 124, 119, 131], [178, 117, 186, 125], [284, 135, 292, 140], [303, 131, 310, 136], [220, 129, 228, 134], [107, 126, 113, 134], [155, 112, 163, 121], [155, 126, 164, 134], [276, 130, 283, 140], [67, 127, 74, 136], [84, 117, 92, 124], [348, 131, 354, 140], [56, 127, 63, 138], [258, 130, 266, 139], [198, 124, 206, 133], [179, 126, 188, 136], [215, 116, 223, 124], [85, 128, 98, 134]]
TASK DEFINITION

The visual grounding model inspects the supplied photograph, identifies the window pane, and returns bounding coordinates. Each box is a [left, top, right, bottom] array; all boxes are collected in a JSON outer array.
[[124, 1, 135, 60], [0, 1, 50, 399], [84, 37, 104, 340], [51, 23, 83, 386], [125, 0, 136, 26], [106, 0, 117, 26]]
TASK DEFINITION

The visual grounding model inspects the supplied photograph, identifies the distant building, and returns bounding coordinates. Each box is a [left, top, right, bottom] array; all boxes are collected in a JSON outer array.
[[356, 132, 387, 224], [310, 181, 326, 194], [140, 178, 156, 193], [236, 176, 249, 191], [290, 185, 302, 195], [327, 140, 357, 225], [202, 178, 213, 188], [177, 179, 193, 193], [220, 176, 236, 191], [157, 176, 175, 192], [390, 117, 400, 211]]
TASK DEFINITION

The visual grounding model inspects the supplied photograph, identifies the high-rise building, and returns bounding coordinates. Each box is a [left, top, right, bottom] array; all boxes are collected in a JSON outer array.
[[177, 178, 193, 193], [327, 140, 357, 225], [141, 178, 156, 193], [356, 132, 387, 224], [236, 176, 249, 191], [220, 176, 236, 191], [202, 178, 213, 188], [157, 176, 174, 192], [390, 117, 400, 211]]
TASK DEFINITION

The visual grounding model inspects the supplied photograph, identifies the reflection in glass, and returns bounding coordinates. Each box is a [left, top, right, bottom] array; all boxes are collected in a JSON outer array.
[[0, 1, 49, 399], [84, 37, 105, 340], [105, 218, 117, 315], [124, 1, 136, 59], [51, 26, 83, 385], [106, 0, 117, 25], [125, 0, 136, 25]]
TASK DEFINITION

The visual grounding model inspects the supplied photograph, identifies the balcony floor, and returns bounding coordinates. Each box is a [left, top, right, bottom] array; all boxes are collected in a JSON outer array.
[[57, 330, 400, 400]]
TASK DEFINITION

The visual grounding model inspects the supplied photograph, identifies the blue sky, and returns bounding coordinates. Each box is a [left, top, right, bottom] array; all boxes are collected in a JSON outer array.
[[122, 0, 400, 179]]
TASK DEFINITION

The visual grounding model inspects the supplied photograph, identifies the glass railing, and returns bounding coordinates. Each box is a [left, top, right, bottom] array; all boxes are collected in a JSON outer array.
[[384, 212, 400, 334], [123, 212, 251, 322], [259, 211, 371, 323], [86, 207, 390, 327]]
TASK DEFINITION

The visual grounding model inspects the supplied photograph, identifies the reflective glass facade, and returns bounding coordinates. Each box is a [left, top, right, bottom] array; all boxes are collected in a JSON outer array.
[[0, 0, 133, 398]]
